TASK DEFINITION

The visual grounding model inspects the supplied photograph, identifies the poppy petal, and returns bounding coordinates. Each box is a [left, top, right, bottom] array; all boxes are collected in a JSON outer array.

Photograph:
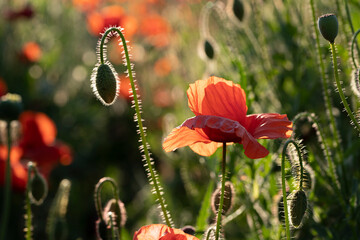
[[189, 141, 222, 156], [133, 224, 171, 240], [162, 118, 212, 154], [187, 77, 247, 124], [245, 113, 293, 139]]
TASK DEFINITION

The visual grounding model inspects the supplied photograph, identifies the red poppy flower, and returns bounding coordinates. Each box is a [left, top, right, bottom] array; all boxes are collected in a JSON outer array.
[[0, 111, 72, 191], [162, 77, 292, 159], [4, 4, 34, 21], [133, 224, 199, 240], [0, 77, 7, 97], [20, 42, 42, 63]]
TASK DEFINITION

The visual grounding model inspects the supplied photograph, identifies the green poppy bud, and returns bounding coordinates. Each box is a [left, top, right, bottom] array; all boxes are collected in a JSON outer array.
[[181, 225, 196, 236], [211, 181, 234, 215], [91, 62, 119, 106], [28, 163, 48, 205], [102, 198, 127, 228], [318, 14, 338, 43], [0, 93, 23, 121], [231, 0, 244, 22], [204, 39, 215, 60], [288, 190, 307, 228]]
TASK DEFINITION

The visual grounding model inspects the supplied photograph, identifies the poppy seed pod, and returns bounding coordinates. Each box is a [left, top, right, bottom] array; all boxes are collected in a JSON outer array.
[[211, 181, 235, 215], [318, 14, 338, 43], [91, 62, 119, 106], [0, 93, 23, 121], [231, 0, 244, 22], [102, 198, 127, 228], [288, 190, 307, 228]]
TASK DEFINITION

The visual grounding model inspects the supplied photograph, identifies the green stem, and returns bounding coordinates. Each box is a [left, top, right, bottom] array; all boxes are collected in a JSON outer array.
[[281, 140, 291, 240], [351, 29, 360, 69], [0, 121, 12, 240], [309, 0, 343, 159], [330, 42, 360, 133], [94, 177, 120, 221], [108, 212, 118, 240], [215, 143, 227, 240], [99, 27, 173, 227], [25, 163, 35, 240]]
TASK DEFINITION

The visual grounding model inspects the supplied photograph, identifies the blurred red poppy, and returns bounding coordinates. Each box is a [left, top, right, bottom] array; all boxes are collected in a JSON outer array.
[[4, 4, 34, 21], [86, 5, 127, 36], [154, 57, 172, 77], [72, 0, 100, 12], [0, 77, 7, 97], [20, 42, 42, 63], [0, 111, 72, 191], [139, 14, 171, 47], [133, 224, 199, 240], [162, 77, 292, 159]]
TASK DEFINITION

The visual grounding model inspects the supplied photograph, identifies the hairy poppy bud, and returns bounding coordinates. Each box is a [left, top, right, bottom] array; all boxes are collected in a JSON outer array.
[[318, 14, 338, 43], [288, 190, 307, 228], [230, 0, 244, 22], [102, 198, 127, 228], [204, 39, 215, 59], [91, 62, 119, 106], [28, 162, 48, 205], [211, 181, 234, 215], [181, 225, 196, 236], [0, 93, 23, 121]]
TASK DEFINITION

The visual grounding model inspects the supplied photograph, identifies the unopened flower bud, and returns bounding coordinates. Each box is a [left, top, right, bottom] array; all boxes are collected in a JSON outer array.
[[288, 190, 307, 228], [181, 225, 196, 236], [230, 0, 244, 22], [91, 62, 119, 106], [211, 181, 234, 215], [0, 93, 23, 121], [28, 163, 48, 205], [318, 14, 338, 43], [102, 198, 127, 228]]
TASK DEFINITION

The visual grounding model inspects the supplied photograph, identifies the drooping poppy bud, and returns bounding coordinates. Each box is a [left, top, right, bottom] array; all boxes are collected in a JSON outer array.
[[318, 14, 338, 43], [231, 0, 244, 22], [288, 189, 307, 228], [211, 181, 234, 215], [204, 39, 215, 59], [102, 198, 127, 229], [91, 62, 119, 106], [0, 93, 23, 121], [28, 163, 48, 205], [181, 225, 196, 236]]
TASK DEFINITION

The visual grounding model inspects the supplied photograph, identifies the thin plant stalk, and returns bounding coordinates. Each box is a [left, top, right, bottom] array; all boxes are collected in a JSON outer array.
[[330, 42, 360, 133], [25, 163, 35, 240], [99, 27, 173, 227], [215, 143, 227, 240], [351, 29, 360, 69], [281, 140, 292, 240], [108, 212, 118, 240], [0, 121, 12, 240], [309, 0, 343, 160]]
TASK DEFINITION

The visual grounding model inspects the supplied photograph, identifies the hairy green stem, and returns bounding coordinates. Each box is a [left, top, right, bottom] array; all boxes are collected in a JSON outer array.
[[0, 121, 12, 240], [330, 42, 360, 133], [94, 177, 120, 221], [99, 27, 173, 227], [309, 0, 343, 159], [281, 140, 292, 240], [215, 143, 227, 240], [25, 163, 35, 240], [351, 29, 360, 69], [108, 212, 118, 240]]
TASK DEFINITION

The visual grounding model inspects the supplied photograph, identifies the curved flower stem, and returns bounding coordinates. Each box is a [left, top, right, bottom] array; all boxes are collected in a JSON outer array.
[[281, 140, 292, 240], [330, 42, 360, 133], [351, 29, 360, 69], [108, 212, 119, 240], [309, 0, 343, 159], [215, 143, 227, 240], [94, 177, 120, 219], [98, 27, 173, 227], [0, 121, 12, 240]]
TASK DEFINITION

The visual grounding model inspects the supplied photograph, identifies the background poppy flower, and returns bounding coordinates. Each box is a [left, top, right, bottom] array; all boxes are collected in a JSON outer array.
[[0, 111, 72, 191], [133, 224, 199, 240], [162, 76, 292, 159]]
